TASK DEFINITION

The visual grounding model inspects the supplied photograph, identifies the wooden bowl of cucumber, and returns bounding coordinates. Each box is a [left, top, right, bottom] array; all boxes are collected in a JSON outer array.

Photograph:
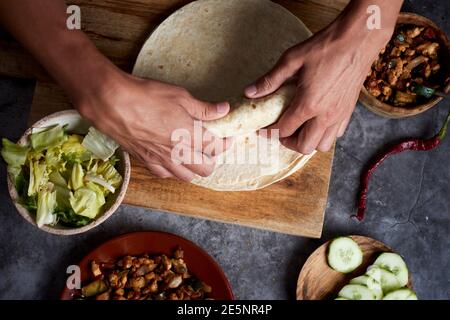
[[296, 235, 416, 300]]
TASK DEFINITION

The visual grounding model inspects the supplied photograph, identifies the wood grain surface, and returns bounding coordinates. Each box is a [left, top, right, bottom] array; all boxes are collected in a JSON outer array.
[[0, 0, 350, 237], [296, 235, 413, 299]]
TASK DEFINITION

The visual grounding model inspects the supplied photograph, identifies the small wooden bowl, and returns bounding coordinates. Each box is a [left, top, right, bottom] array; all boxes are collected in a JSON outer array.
[[7, 110, 131, 235], [359, 12, 450, 118], [296, 235, 412, 300]]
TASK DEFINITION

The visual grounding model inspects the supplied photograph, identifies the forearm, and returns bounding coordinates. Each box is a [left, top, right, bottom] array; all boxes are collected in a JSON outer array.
[[325, 0, 403, 66], [0, 0, 119, 106]]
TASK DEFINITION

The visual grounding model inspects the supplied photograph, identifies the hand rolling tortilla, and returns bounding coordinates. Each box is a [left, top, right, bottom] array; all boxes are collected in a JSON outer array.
[[133, 0, 314, 191]]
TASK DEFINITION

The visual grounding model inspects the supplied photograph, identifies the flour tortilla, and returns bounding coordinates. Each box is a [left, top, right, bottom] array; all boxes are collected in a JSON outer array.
[[133, 0, 314, 191]]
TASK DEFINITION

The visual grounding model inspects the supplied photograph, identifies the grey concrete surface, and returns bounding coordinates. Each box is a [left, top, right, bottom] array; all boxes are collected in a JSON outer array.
[[0, 0, 449, 300]]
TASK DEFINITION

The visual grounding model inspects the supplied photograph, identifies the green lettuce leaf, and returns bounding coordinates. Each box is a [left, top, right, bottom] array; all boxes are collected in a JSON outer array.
[[22, 194, 37, 211], [57, 209, 92, 227], [61, 134, 92, 161], [1, 138, 29, 180], [30, 125, 66, 152], [28, 160, 48, 196], [54, 184, 71, 211], [36, 187, 57, 227], [49, 170, 67, 187], [45, 144, 64, 171], [96, 161, 122, 190], [69, 183, 105, 219], [68, 162, 84, 190], [1, 138, 29, 167], [82, 127, 119, 161]]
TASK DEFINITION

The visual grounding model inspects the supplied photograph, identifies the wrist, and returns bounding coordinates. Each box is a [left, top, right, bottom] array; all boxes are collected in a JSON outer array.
[[323, 0, 401, 66], [74, 64, 128, 122]]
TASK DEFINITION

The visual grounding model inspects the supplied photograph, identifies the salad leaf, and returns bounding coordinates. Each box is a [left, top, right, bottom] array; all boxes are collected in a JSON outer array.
[[49, 170, 67, 187], [22, 194, 37, 211], [45, 144, 64, 171], [85, 173, 115, 193], [1, 138, 29, 167], [1, 138, 29, 180], [28, 160, 48, 196], [61, 134, 92, 162], [96, 161, 122, 189], [57, 209, 92, 227], [54, 184, 71, 211], [36, 187, 57, 227], [82, 127, 119, 161], [68, 162, 84, 190], [30, 125, 66, 152], [69, 184, 105, 219]]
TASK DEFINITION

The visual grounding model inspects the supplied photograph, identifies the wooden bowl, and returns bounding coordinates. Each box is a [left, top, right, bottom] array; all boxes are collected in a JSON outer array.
[[296, 235, 412, 300], [6, 110, 131, 235], [60, 231, 234, 300], [359, 12, 450, 118]]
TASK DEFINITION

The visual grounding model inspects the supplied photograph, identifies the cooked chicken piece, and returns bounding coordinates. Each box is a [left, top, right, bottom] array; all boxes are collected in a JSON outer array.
[[405, 49, 416, 56], [381, 84, 393, 97], [108, 272, 119, 287], [431, 62, 441, 73], [406, 27, 424, 39], [121, 256, 133, 269], [423, 64, 432, 78], [417, 42, 439, 57], [390, 47, 402, 57], [129, 276, 146, 290], [162, 255, 172, 271], [91, 261, 102, 277], [114, 288, 124, 296], [387, 59, 404, 86]]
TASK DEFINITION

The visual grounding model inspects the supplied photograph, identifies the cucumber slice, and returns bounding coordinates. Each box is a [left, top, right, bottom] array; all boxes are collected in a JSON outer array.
[[366, 265, 401, 293], [350, 275, 383, 299], [350, 275, 370, 286], [335, 298, 348, 300], [383, 289, 418, 300], [327, 237, 363, 273], [338, 284, 376, 300], [374, 253, 409, 287]]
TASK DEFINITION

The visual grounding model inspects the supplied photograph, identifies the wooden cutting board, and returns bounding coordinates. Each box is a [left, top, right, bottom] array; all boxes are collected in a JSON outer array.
[[0, 0, 350, 238]]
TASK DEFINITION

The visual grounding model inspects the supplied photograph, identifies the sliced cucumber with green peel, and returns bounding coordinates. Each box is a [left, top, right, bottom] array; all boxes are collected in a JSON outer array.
[[350, 275, 370, 286], [327, 237, 363, 273], [374, 253, 409, 287], [383, 288, 418, 300], [350, 274, 383, 299], [366, 265, 401, 293], [338, 284, 376, 300], [335, 297, 348, 300]]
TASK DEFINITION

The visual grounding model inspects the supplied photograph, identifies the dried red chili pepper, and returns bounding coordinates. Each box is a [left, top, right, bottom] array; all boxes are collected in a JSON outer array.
[[355, 111, 450, 221]]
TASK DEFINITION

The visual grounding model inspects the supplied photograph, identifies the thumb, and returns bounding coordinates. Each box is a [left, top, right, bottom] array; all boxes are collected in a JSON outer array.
[[184, 99, 230, 121], [245, 50, 301, 99]]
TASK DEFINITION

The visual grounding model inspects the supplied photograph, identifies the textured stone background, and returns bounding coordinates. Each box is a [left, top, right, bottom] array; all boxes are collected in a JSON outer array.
[[0, 0, 449, 300]]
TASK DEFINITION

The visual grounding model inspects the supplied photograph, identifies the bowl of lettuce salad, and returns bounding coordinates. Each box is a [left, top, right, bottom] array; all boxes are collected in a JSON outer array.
[[1, 110, 130, 235]]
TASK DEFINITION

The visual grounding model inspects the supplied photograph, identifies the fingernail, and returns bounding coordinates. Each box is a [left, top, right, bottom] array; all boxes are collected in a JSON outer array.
[[216, 102, 229, 114], [245, 85, 258, 97]]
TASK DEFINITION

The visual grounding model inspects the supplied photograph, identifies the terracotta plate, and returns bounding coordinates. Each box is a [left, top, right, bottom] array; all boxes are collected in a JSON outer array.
[[60, 231, 234, 300], [296, 235, 413, 300]]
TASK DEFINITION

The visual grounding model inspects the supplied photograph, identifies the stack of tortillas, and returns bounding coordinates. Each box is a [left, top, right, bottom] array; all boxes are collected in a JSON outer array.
[[133, 0, 315, 191]]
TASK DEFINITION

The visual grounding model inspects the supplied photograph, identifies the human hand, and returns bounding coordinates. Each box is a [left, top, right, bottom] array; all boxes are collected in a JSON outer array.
[[78, 71, 231, 181], [244, 2, 398, 154]]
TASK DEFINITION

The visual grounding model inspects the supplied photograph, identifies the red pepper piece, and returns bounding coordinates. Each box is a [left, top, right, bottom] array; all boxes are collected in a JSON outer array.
[[423, 27, 436, 39], [355, 111, 450, 221]]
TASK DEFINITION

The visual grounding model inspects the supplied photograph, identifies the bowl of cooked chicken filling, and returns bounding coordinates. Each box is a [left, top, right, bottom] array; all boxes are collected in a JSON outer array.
[[360, 13, 450, 118], [60, 231, 234, 300]]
